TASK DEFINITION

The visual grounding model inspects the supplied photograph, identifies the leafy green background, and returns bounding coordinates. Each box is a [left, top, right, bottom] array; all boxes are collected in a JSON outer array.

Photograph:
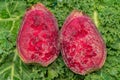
[[0, 0, 120, 80]]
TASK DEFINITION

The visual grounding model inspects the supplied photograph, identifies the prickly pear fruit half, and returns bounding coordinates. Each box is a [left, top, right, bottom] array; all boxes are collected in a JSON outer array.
[[17, 3, 59, 66], [60, 10, 106, 75]]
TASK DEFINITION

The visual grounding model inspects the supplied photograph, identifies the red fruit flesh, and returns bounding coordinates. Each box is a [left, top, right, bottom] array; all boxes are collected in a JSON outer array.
[[17, 3, 59, 66], [60, 10, 106, 75]]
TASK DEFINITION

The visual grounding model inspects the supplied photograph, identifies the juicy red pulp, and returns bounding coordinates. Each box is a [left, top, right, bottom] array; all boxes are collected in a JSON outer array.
[[61, 17, 105, 74], [18, 9, 59, 64]]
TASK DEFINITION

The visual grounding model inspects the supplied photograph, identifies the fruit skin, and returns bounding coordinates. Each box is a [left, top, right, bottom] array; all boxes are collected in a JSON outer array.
[[17, 3, 59, 67], [60, 10, 106, 75]]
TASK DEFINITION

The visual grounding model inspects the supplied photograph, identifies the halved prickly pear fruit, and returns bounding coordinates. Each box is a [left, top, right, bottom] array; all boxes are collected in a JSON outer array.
[[17, 3, 59, 66], [60, 10, 106, 75]]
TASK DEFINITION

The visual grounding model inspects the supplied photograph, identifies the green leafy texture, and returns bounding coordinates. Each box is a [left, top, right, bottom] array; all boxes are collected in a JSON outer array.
[[0, 0, 120, 80]]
